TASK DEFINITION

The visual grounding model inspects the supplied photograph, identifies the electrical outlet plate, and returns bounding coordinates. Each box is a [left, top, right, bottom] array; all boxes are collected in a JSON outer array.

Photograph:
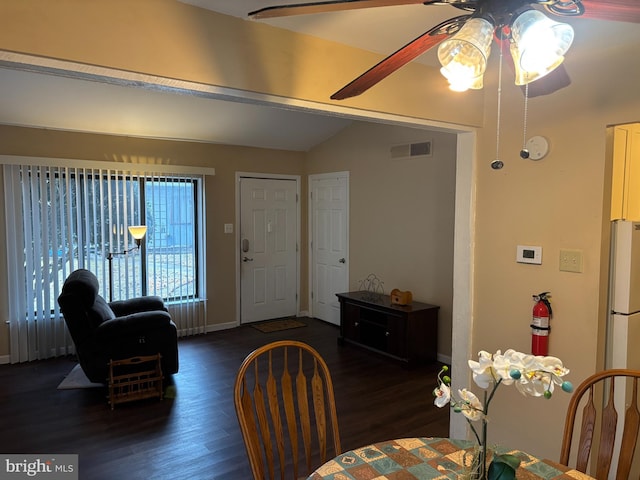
[[516, 245, 542, 264]]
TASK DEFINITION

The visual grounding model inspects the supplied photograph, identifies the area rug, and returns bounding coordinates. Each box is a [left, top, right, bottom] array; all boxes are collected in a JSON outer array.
[[57, 364, 104, 390], [251, 318, 307, 333]]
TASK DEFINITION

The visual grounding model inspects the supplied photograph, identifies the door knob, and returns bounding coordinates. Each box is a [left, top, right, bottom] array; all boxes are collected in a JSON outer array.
[[243, 256, 254, 262], [339, 258, 346, 263]]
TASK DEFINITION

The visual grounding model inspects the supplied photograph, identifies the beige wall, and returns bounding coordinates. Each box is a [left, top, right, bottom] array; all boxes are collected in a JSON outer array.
[[0, 120, 456, 358], [1, 0, 640, 469], [471, 19, 640, 459], [307, 122, 457, 359], [0, 125, 306, 356]]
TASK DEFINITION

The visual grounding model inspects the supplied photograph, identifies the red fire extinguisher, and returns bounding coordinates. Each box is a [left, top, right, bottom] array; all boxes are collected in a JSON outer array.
[[531, 292, 552, 356]]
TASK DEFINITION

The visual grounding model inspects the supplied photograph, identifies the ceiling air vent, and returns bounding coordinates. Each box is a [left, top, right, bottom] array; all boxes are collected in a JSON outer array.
[[390, 141, 432, 160]]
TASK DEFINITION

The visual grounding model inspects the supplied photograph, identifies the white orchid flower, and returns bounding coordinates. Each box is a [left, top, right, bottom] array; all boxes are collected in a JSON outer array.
[[492, 349, 526, 385], [516, 370, 554, 397], [458, 388, 484, 421], [519, 353, 543, 373], [468, 350, 496, 389], [436, 349, 572, 426], [433, 382, 451, 408], [433, 348, 572, 480], [538, 356, 570, 385]]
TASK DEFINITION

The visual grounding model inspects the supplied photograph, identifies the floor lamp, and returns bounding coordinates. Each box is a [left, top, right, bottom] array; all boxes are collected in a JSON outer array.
[[107, 225, 147, 302]]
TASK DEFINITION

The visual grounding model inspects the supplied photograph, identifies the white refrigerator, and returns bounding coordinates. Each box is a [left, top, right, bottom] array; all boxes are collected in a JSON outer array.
[[608, 220, 640, 372], [607, 220, 640, 479]]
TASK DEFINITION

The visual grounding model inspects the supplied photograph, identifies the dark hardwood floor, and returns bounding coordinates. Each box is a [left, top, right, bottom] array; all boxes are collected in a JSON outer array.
[[0, 318, 449, 479]]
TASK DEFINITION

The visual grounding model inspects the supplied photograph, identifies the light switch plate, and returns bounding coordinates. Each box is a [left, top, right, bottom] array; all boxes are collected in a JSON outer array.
[[560, 249, 583, 273], [224, 223, 233, 234], [516, 245, 542, 264]]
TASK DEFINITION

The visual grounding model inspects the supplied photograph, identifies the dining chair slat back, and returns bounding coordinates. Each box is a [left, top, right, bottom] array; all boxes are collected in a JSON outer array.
[[560, 369, 640, 480], [234, 340, 341, 480]]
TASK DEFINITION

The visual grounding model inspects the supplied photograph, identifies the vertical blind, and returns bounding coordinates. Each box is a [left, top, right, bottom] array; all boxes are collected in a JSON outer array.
[[3, 163, 207, 364]]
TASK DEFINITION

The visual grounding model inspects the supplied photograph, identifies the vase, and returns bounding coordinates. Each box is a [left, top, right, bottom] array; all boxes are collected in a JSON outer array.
[[472, 445, 488, 480], [464, 418, 489, 480]]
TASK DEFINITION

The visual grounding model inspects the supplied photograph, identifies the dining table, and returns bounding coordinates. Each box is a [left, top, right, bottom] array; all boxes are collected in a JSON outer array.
[[306, 437, 595, 480]]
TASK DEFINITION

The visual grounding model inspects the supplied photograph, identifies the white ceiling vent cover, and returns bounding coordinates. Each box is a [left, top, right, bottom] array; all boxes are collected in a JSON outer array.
[[390, 141, 432, 160]]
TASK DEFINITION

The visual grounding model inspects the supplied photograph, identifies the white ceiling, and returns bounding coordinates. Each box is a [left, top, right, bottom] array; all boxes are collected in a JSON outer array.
[[0, 66, 355, 151], [2, 1, 639, 151], [0, 1, 464, 152], [179, 0, 458, 66]]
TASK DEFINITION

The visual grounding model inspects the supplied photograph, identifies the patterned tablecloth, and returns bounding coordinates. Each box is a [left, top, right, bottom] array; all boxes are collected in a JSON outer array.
[[307, 437, 594, 480]]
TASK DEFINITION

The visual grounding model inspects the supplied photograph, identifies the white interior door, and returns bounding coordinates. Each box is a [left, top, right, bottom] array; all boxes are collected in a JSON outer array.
[[310, 173, 349, 325], [240, 177, 298, 323]]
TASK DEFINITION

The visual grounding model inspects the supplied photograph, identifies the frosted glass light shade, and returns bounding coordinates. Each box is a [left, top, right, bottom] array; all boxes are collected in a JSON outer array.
[[438, 18, 494, 92], [510, 9, 574, 85]]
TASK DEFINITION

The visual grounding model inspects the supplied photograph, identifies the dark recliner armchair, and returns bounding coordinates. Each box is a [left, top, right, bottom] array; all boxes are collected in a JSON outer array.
[[58, 268, 179, 383]]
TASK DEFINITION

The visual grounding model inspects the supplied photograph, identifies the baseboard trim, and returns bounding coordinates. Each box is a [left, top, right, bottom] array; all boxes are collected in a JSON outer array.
[[0, 354, 10, 365], [204, 321, 237, 333]]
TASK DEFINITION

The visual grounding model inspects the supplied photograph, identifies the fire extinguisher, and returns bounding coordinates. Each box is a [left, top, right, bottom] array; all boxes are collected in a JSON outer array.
[[531, 292, 552, 356]]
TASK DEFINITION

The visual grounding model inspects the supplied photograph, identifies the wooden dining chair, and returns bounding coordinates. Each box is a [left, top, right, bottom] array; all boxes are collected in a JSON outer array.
[[559, 369, 640, 479], [234, 340, 341, 480]]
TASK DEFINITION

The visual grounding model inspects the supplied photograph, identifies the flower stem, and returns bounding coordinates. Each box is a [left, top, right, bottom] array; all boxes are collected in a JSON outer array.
[[485, 378, 502, 412], [479, 392, 489, 480], [467, 418, 481, 445]]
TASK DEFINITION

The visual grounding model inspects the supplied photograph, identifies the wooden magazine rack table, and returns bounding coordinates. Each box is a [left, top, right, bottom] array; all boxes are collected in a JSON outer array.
[[107, 354, 164, 409]]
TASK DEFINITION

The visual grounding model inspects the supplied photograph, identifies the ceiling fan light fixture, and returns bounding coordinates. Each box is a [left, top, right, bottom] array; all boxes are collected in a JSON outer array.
[[510, 41, 565, 85], [441, 67, 484, 92], [437, 17, 494, 92], [510, 9, 574, 85]]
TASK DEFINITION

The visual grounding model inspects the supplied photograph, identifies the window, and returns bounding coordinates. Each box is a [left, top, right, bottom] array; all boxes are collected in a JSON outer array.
[[145, 178, 199, 301], [3, 162, 209, 363], [106, 176, 200, 302]]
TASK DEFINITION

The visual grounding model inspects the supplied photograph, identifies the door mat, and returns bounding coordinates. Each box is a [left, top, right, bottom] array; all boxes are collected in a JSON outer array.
[[57, 364, 104, 390], [251, 319, 307, 333]]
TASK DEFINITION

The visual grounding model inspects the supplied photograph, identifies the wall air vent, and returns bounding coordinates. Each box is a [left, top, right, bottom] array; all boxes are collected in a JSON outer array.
[[390, 141, 432, 160]]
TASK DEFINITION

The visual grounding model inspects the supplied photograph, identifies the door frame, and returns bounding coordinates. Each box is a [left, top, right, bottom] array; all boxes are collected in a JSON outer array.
[[308, 171, 350, 322], [235, 172, 301, 325]]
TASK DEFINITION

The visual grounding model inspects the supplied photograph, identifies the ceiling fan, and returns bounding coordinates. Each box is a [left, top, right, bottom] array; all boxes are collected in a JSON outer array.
[[249, 0, 640, 99]]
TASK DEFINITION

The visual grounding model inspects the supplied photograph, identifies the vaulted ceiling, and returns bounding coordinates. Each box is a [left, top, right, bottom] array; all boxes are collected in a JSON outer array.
[[0, 1, 465, 151], [2, 1, 639, 151]]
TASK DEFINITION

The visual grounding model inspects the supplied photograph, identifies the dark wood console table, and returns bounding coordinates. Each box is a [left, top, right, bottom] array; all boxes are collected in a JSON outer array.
[[336, 291, 439, 367]]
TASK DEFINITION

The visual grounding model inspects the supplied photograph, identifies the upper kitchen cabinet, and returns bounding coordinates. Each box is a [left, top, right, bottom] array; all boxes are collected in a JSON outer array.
[[612, 123, 640, 221]]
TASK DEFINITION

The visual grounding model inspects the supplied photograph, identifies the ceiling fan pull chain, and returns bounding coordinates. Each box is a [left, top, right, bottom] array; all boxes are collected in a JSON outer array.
[[491, 43, 504, 170], [520, 84, 531, 159]]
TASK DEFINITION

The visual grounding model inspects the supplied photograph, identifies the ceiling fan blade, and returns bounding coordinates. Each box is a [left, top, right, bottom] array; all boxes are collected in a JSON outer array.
[[522, 65, 571, 97], [330, 15, 470, 100], [546, 0, 640, 23], [581, 0, 640, 23], [249, 0, 428, 19]]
